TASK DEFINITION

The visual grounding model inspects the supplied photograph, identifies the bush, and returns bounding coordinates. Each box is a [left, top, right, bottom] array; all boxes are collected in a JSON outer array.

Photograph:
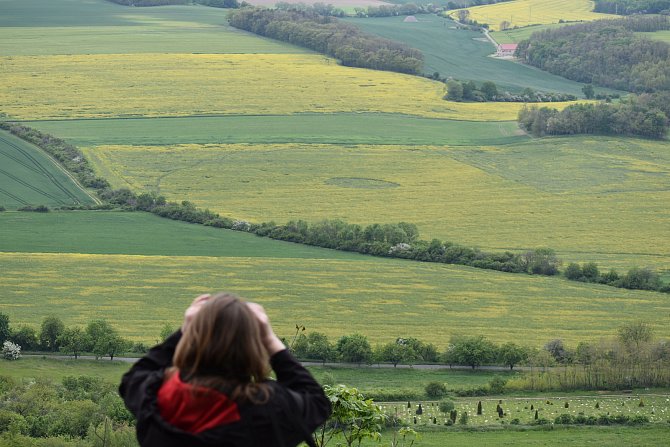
[[425, 382, 447, 399], [2, 341, 21, 360], [363, 389, 420, 402], [17, 205, 49, 212], [438, 399, 455, 413], [458, 411, 468, 425]]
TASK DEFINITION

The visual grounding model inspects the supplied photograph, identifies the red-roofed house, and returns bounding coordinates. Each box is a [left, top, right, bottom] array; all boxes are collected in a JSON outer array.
[[496, 43, 518, 57]]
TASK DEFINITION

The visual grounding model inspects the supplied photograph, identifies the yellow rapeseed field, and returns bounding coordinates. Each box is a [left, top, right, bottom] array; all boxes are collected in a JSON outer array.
[[81, 139, 670, 273], [2, 252, 668, 346], [450, 0, 616, 31], [0, 53, 573, 121]]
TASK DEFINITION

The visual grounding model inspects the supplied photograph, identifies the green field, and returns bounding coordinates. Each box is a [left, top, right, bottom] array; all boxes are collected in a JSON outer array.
[[0, 130, 97, 209], [344, 15, 611, 95], [2, 211, 669, 347], [26, 114, 528, 147]]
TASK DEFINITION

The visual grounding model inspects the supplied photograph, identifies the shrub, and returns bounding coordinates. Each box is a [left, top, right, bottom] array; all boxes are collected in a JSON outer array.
[[458, 411, 468, 425], [425, 382, 447, 399], [2, 341, 21, 360], [438, 399, 455, 413]]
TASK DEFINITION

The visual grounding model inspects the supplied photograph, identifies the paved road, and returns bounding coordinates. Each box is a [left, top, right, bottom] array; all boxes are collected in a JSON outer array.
[[24, 354, 530, 371]]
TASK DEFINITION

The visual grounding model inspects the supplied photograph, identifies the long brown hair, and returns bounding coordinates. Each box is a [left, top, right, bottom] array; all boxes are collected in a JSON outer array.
[[172, 293, 271, 403]]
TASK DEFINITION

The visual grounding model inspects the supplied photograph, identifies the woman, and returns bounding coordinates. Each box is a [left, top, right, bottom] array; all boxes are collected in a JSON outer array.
[[119, 293, 331, 447]]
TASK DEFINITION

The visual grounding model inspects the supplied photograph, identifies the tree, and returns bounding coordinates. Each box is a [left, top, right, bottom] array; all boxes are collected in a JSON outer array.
[[522, 248, 560, 275], [462, 80, 477, 100], [480, 81, 498, 100], [9, 326, 39, 351], [93, 333, 129, 361], [378, 341, 413, 367], [158, 323, 176, 343], [314, 385, 384, 447], [582, 84, 595, 99], [58, 327, 89, 359], [40, 315, 64, 352], [498, 342, 528, 370], [306, 332, 335, 365], [0, 313, 9, 343], [448, 335, 496, 369], [445, 80, 463, 101], [618, 321, 653, 352], [544, 339, 571, 364], [337, 334, 373, 365], [457, 9, 470, 23], [86, 319, 128, 360]]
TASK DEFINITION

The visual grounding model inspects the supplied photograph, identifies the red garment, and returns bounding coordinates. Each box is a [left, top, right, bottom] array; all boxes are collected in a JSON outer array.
[[157, 372, 241, 434]]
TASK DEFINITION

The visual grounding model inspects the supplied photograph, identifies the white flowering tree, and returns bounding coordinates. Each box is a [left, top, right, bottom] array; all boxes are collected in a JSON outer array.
[[2, 340, 21, 360]]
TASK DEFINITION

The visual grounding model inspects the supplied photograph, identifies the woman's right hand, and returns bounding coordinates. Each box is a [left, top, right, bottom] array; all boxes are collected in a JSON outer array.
[[181, 294, 211, 333], [247, 302, 286, 355]]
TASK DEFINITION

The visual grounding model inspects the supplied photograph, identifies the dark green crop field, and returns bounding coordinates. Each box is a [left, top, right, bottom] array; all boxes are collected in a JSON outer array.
[[25, 114, 528, 147], [0, 211, 363, 259], [0, 130, 96, 209], [345, 15, 615, 96]]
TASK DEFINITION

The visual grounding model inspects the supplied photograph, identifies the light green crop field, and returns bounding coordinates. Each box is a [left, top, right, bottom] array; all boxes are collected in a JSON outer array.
[[0, 0, 307, 55], [26, 115, 528, 147], [491, 23, 568, 44], [642, 30, 670, 43], [345, 16, 603, 95], [1, 212, 669, 347], [0, 130, 96, 209], [80, 138, 670, 274]]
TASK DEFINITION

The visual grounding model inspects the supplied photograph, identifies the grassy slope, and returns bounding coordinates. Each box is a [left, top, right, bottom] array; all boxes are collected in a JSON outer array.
[[0, 130, 96, 209], [1, 212, 669, 346], [78, 138, 670, 274], [26, 115, 528, 147], [344, 15, 610, 95]]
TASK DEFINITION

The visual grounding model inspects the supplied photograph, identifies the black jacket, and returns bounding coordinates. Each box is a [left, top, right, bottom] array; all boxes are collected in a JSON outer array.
[[119, 331, 331, 447]]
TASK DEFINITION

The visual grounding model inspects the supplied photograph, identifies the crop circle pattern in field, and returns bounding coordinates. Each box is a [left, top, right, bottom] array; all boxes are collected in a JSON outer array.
[[325, 177, 400, 189]]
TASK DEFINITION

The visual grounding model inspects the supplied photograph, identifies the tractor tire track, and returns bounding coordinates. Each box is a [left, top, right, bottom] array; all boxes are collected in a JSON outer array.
[[0, 135, 80, 203], [0, 186, 29, 205], [0, 168, 66, 204], [0, 134, 99, 205]]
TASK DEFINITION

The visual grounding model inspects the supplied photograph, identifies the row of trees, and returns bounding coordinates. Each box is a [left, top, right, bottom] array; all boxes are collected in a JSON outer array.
[[227, 8, 424, 74], [0, 314, 137, 361], [594, 0, 670, 15], [289, 322, 670, 392], [516, 16, 670, 93], [445, 79, 577, 102], [518, 92, 670, 139]]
